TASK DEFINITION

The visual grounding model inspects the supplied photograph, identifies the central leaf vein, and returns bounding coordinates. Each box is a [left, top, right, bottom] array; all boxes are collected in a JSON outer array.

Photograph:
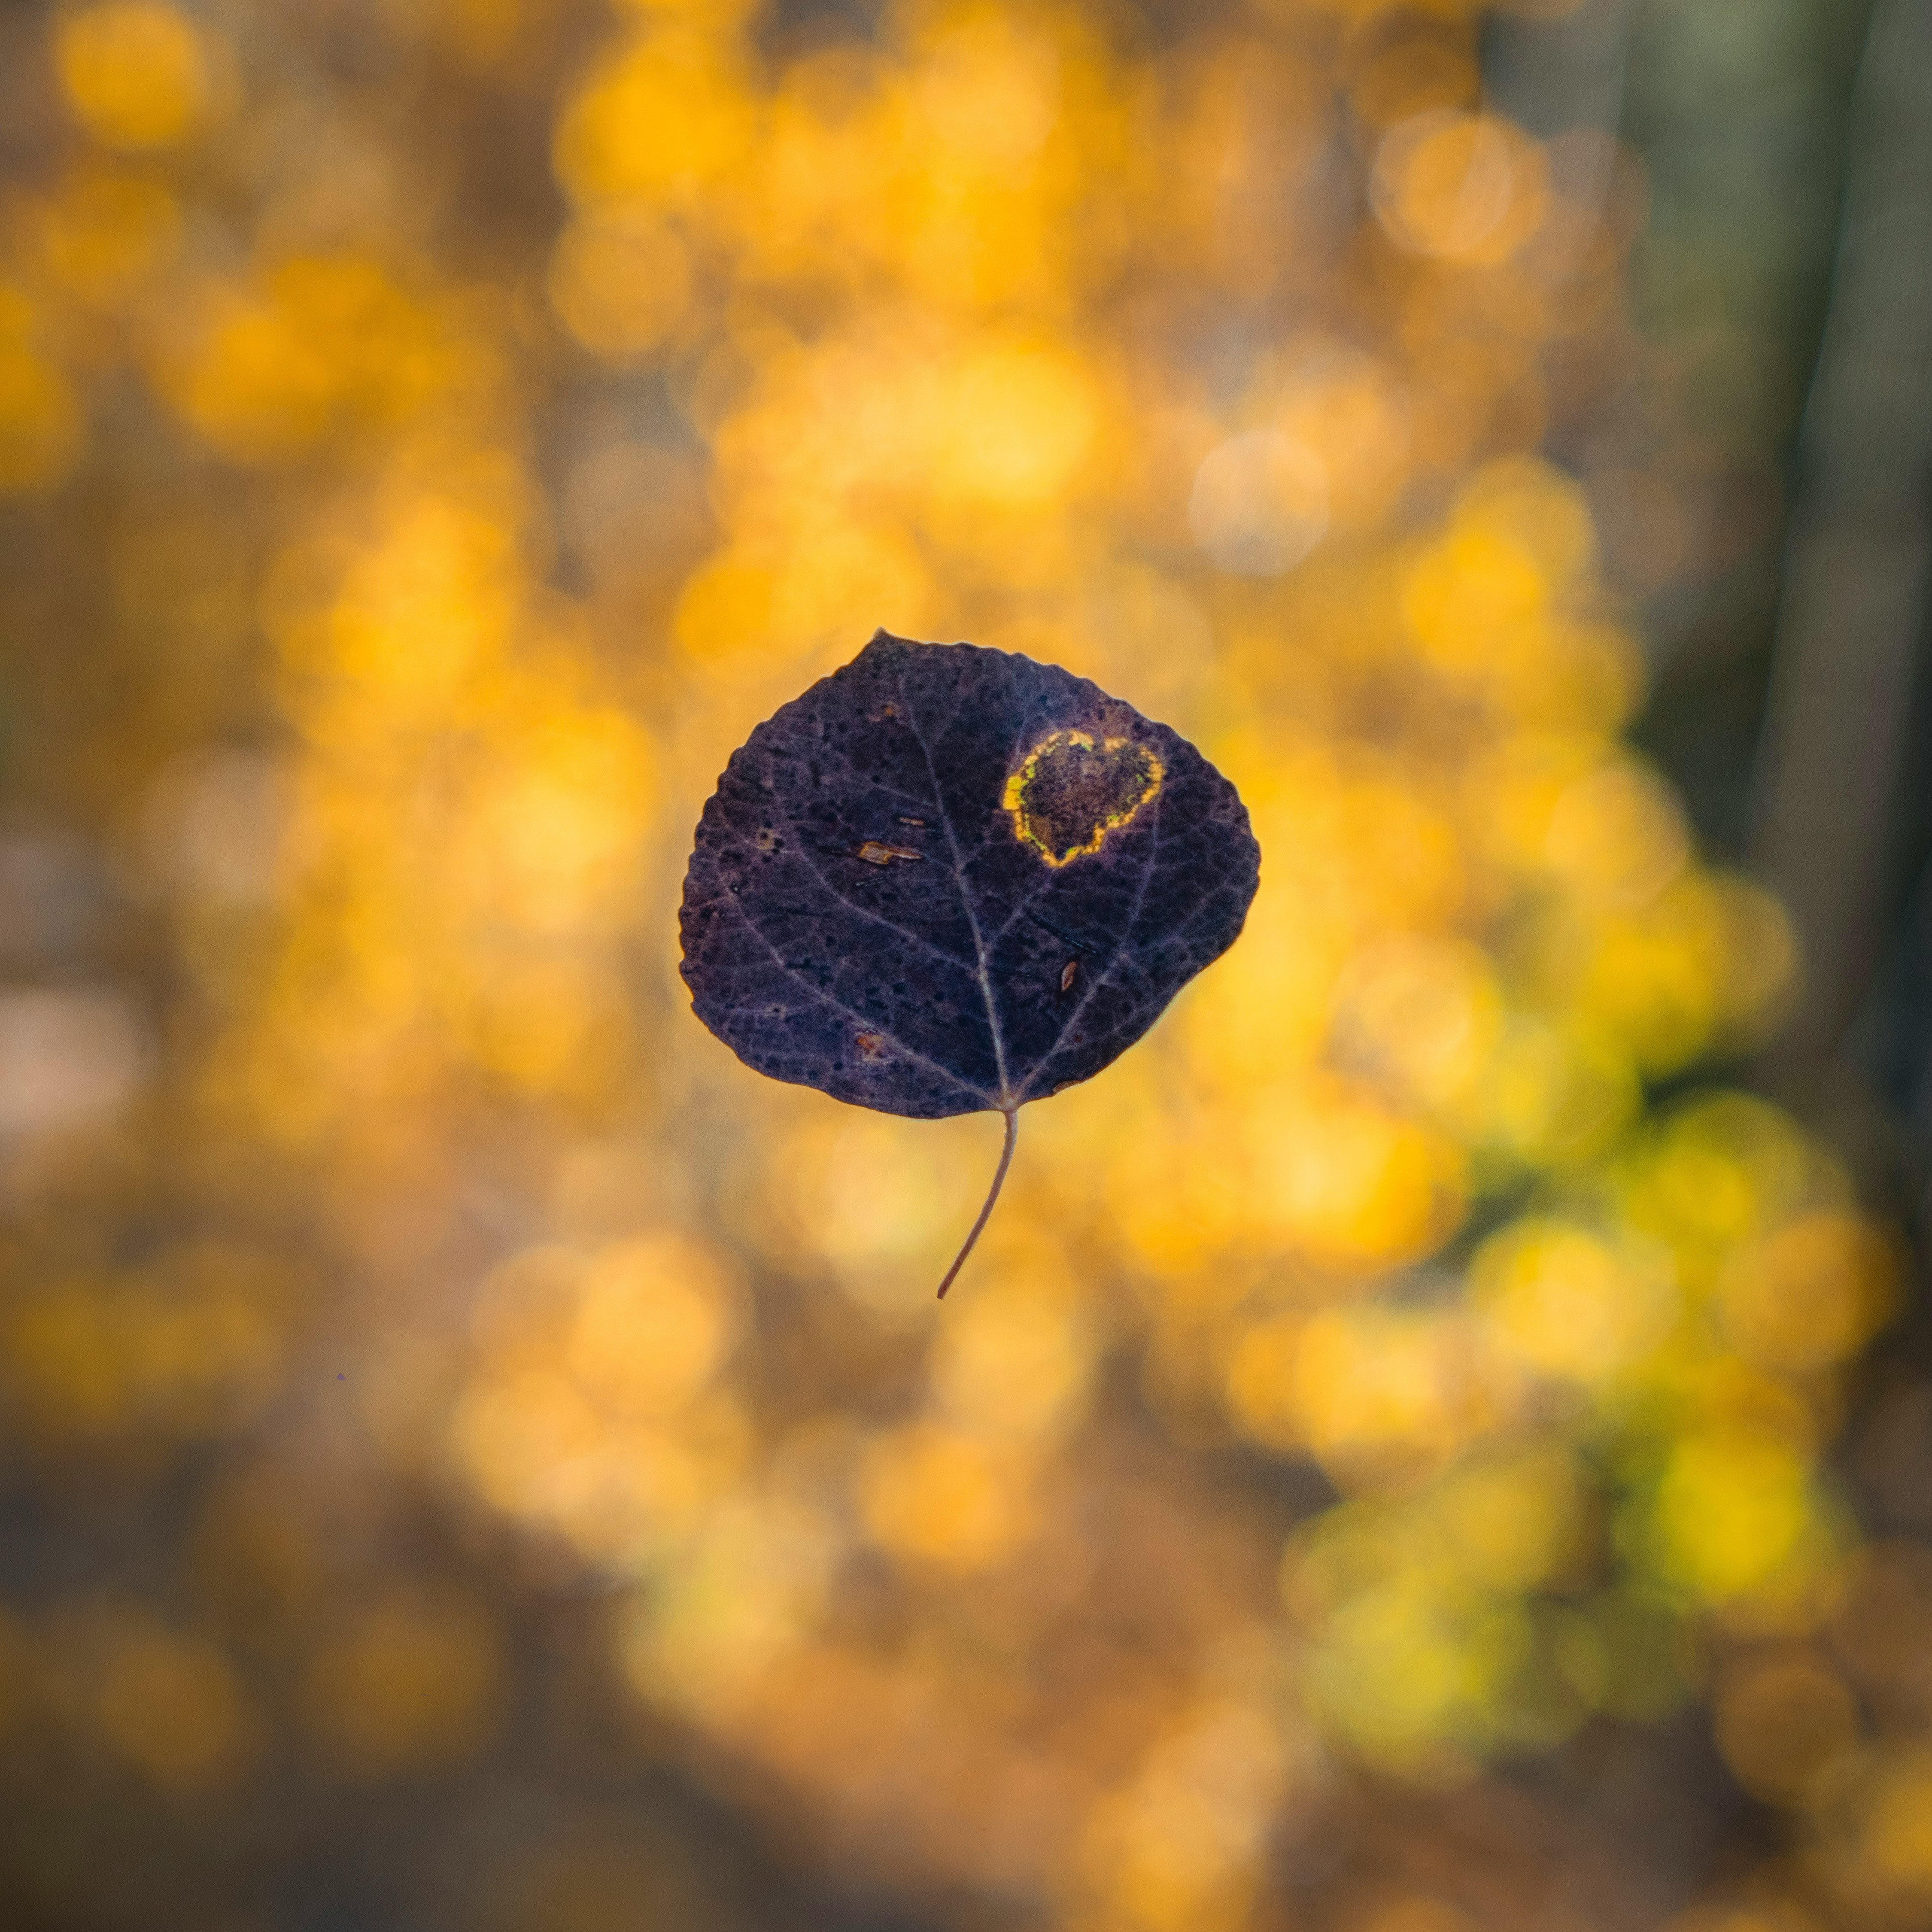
[[896, 662, 1014, 1110]]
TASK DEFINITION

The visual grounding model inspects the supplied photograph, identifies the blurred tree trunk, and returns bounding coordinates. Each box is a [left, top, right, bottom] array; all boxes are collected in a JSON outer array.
[[1485, 0, 1637, 149], [1750, 0, 1932, 1115]]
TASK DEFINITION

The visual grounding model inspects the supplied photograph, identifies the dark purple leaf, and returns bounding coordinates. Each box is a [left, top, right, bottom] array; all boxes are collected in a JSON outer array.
[[678, 630, 1261, 1293]]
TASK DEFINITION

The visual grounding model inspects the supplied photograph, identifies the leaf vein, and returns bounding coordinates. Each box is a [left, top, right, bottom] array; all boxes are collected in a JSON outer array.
[[1016, 777, 1168, 1100], [727, 898, 996, 1107], [895, 658, 1015, 1109], [726, 823, 981, 975]]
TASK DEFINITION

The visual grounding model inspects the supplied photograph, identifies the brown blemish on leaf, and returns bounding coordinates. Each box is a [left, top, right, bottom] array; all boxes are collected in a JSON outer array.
[[1005, 729, 1163, 867], [855, 840, 923, 866], [1060, 960, 1078, 992], [755, 826, 779, 852], [855, 1030, 887, 1060]]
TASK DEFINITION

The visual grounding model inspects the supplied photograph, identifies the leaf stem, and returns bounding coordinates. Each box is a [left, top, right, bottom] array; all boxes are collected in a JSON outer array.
[[936, 1108, 1018, 1300]]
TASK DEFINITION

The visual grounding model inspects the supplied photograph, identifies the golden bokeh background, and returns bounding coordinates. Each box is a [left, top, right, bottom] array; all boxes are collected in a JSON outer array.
[[2, 1, 1928, 1928]]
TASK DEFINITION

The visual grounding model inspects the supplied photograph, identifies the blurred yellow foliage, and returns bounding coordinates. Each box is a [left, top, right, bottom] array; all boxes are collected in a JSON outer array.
[[165, 256, 471, 461], [1474, 1217, 1676, 1384], [3, 1247, 288, 1440], [0, 0, 1915, 1925], [549, 212, 692, 361], [52, 3, 215, 151], [302, 1586, 502, 1772], [22, 169, 180, 304], [0, 285, 84, 491], [860, 1422, 1036, 1572], [1714, 1647, 1859, 1804], [83, 1613, 255, 1790]]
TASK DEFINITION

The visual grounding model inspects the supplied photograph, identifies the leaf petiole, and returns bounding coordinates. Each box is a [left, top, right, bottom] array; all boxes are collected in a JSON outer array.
[[936, 1107, 1018, 1299]]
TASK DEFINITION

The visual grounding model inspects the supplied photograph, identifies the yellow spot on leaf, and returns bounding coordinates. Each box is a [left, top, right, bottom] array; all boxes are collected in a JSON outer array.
[[1004, 729, 1163, 867]]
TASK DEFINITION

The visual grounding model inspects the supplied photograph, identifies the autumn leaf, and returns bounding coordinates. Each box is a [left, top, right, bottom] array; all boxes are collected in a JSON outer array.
[[679, 630, 1261, 1294]]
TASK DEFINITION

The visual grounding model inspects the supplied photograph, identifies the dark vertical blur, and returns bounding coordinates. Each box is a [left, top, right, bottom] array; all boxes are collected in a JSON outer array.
[[1614, 0, 1873, 857], [1750, 0, 1932, 1156]]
